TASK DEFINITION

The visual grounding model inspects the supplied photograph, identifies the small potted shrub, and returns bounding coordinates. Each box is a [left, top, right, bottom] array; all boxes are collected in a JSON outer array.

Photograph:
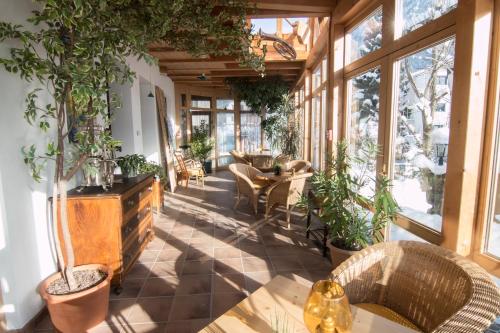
[[300, 141, 399, 268], [117, 154, 146, 178], [190, 120, 215, 174]]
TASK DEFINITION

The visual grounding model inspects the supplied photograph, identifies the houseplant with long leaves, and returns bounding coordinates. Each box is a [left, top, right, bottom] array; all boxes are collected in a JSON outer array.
[[190, 120, 215, 173], [0, 0, 264, 330], [300, 141, 399, 268]]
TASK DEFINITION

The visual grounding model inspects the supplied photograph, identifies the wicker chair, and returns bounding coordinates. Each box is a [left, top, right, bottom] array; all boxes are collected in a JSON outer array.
[[331, 241, 500, 333], [264, 172, 313, 228], [174, 152, 204, 188], [230, 150, 251, 165], [285, 160, 311, 173], [229, 163, 271, 215]]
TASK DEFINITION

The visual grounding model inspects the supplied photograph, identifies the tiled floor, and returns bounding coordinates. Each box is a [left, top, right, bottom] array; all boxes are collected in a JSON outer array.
[[34, 171, 331, 333]]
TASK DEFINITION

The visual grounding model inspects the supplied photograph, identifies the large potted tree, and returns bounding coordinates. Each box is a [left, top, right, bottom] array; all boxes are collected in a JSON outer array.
[[190, 120, 215, 174], [301, 141, 399, 268], [0, 1, 264, 331]]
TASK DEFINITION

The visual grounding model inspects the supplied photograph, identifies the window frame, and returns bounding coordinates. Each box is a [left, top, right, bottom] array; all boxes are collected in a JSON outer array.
[[472, 0, 500, 276]]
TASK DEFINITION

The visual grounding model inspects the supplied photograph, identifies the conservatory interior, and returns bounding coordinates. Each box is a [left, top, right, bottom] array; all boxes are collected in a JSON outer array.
[[1, 0, 500, 332]]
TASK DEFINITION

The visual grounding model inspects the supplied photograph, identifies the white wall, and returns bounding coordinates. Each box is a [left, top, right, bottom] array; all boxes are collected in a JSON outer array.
[[0, 0, 58, 329], [140, 79, 161, 164], [111, 57, 175, 159], [0, 1, 176, 329]]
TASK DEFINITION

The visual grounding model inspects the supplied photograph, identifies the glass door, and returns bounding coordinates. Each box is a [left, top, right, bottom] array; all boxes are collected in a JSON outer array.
[[216, 112, 235, 167]]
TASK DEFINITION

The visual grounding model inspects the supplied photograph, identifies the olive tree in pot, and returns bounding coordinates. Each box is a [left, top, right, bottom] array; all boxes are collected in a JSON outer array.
[[190, 120, 215, 174], [0, 0, 264, 331], [299, 141, 399, 268]]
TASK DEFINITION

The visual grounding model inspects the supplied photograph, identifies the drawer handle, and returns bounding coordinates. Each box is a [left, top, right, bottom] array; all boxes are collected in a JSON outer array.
[[127, 200, 135, 206], [148, 187, 153, 192]]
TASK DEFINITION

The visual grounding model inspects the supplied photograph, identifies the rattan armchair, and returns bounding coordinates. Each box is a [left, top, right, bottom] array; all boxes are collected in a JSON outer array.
[[229, 163, 271, 215], [230, 150, 251, 165], [331, 241, 500, 333], [285, 160, 311, 173], [264, 172, 313, 228]]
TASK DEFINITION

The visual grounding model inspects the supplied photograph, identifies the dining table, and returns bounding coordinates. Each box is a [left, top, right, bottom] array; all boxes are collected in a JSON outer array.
[[199, 275, 420, 333]]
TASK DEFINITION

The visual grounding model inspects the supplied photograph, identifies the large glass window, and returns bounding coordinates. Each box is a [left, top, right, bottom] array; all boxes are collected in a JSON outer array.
[[191, 111, 211, 135], [397, 0, 458, 36], [241, 112, 261, 153], [347, 67, 381, 197], [392, 37, 455, 231], [311, 94, 321, 169], [484, 90, 500, 258], [346, 7, 383, 64], [191, 95, 211, 109], [313, 65, 322, 91], [216, 112, 235, 166], [216, 98, 234, 110]]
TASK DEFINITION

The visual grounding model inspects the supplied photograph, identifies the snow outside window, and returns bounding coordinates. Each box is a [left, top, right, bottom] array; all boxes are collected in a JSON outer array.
[[346, 6, 382, 64], [217, 112, 235, 166], [397, 0, 458, 37], [241, 112, 262, 153], [392, 37, 455, 232], [484, 90, 500, 258], [347, 67, 381, 198]]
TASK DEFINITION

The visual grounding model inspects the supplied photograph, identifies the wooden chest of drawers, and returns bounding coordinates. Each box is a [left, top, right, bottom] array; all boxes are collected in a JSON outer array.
[[59, 174, 155, 290]]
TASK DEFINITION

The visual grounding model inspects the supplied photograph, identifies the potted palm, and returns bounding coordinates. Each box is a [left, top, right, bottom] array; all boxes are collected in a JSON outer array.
[[300, 141, 399, 268], [117, 154, 147, 178], [190, 120, 215, 174], [0, 1, 264, 331]]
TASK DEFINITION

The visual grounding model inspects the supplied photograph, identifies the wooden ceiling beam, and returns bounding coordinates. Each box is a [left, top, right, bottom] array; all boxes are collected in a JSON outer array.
[[250, 0, 336, 13], [248, 10, 327, 18]]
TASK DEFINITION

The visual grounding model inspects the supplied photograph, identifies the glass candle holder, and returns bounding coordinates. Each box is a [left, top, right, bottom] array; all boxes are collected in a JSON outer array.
[[303, 280, 352, 333]]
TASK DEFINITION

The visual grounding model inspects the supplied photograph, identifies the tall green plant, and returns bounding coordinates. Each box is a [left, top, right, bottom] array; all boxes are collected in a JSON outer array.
[[262, 95, 301, 158], [300, 141, 399, 251], [0, 0, 263, 290], [190, 120, 214, 163]]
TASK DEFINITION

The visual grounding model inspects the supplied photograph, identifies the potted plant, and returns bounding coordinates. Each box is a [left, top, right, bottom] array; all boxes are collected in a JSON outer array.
[[190, 120, 215, 174], [117, 154, 147, 178], [0, 0, 264, 331], [300, 141, 399, 268]]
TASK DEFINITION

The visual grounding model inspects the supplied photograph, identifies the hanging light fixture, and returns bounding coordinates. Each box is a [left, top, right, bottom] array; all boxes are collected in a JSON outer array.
[[148, 64, 154, 98]]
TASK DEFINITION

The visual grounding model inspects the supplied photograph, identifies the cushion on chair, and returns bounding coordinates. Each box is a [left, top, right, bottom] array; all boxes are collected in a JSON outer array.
[[355, 303, 422, 331], [252, 179, 272, 189]]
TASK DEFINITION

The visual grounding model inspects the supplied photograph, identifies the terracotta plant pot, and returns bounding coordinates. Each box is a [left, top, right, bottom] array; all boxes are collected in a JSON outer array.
[[38, 264, 112, 333], [327, 241, 360, 269]]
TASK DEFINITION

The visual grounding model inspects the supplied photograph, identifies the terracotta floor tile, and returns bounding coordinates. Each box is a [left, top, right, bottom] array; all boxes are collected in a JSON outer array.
[[106, 299, 136, 326], [244, 271, 276, 293], [181, 259, 214, 275], [138, 250, 160, 263], [191, 226, 214, 238], [185, 246, 214, 261], [297, 253, 332, 271], [164, 318, 211, 333], [87, 324, 122, 333], [239, 245, 268, 258], [139, 277, 179, 297], [127, 263, 153, 279], [157, 248, 186, 262], [269, 255, 304, 272], [213, 247, 241, 259], [279, 270, 314, 287], [264, 245, 296, 257], [213, 273, 247, 294], [169, 294, 211, 321], [214, 258, 244, 274], [175, 274, 212, 295], [242, 257, 274, 273], [211, 292, 246, 319], [150, 261, 182, 277], [120, 323, 166, 333], [110, 278, 145, 300], [146, 238, 166, 250], [126, 297, 174, 323]]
